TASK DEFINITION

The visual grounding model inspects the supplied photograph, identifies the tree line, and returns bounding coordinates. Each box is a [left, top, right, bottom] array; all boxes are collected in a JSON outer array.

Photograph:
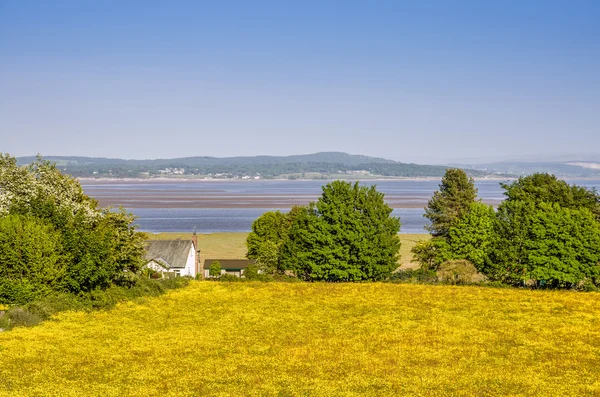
[[41, 162, 476, 179], [246, 171, 600, 289], [413, 169, 600, 289]]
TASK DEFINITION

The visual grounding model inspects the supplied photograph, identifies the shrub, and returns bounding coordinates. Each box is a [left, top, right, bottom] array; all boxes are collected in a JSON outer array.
[[0, 154, 147, 303], [219, 274, 241, 282], [209, 261, 222, 278], [0, 278, 191, 331], [4, 308, 43, 328], [410, 238, 446, 271], [437, 260, 483, 284], [390, 268, 438, 283], [243, 264, 260, 280]]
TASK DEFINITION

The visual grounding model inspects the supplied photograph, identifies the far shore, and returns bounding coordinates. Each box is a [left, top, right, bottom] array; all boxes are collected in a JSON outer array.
[[77, 176, 518, 183]]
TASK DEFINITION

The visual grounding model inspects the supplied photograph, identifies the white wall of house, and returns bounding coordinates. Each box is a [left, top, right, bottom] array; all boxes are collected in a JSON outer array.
[[145, 243, 196, 278], [181, 244, 196, 277]]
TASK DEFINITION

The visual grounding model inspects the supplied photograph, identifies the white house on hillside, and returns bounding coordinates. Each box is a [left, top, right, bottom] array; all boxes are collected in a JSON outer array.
[[144, 239, 198, 278]]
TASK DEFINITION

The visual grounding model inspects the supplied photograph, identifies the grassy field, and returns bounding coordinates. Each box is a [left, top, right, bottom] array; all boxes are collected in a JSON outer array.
[[1, 282, 599, 396], [147, 232, 430, 268]]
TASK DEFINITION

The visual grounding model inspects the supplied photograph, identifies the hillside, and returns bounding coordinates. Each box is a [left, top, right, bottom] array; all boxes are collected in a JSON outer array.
[[457, 161, 600, 178], [17, 152, 483, 179], [1, 282, 599, 396]]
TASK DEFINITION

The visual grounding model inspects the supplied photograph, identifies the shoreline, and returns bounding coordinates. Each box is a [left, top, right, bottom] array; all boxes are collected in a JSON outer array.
[[78, 176, 518, 183]]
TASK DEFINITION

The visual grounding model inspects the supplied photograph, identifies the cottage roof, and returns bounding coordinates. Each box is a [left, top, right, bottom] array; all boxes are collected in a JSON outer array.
[[203, 259, 255, 270], [144, 240, 193, 269]]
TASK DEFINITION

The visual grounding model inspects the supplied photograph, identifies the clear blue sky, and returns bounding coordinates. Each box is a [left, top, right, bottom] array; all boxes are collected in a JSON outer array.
[[1, 1, 598, 164]]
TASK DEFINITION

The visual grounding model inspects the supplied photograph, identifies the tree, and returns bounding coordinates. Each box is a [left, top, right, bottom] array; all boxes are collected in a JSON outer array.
[[489, 201, 600, 287], [280, 181, 401, 281], [246, 211, 289, 259], [246, 206, 305, 274], [209, 261, 222, 278], [424, 168, 478, 237], [410, 239, 444, 271], [483, 175, 600, 288], [442, 202, 496, 271], [501, 173, 600, 221]]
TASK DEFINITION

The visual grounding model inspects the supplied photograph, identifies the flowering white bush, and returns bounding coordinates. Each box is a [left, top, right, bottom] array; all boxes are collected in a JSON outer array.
[[0, 154, 146, 301], [0, 154, 99, 222]]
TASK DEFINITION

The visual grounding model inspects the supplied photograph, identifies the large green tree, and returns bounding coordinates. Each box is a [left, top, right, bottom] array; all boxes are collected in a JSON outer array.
[[488, 201, 600, 287], [424, 168, 478, 237], [482, 175, 600, 288], [501, 173, 600, 221], [281, 181, 401, 281]]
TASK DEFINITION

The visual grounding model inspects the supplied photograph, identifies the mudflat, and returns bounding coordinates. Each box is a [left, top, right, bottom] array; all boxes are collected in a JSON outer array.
[[81, 180, 503, 209]]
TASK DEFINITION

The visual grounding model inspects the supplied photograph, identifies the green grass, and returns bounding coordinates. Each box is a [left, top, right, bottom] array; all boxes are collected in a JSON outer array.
[[147, 232, 430, 269]]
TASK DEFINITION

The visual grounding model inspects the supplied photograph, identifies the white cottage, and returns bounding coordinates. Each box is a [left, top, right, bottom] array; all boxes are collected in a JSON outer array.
[[144, 238, 198, 278]]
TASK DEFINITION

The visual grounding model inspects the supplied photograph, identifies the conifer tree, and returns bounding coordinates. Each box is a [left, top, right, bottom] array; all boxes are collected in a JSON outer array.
[[424, 168, 478, 237]]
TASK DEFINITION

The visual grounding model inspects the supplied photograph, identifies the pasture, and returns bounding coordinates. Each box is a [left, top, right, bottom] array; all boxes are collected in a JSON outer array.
[[1, 282, 599, 396], [147, 232, 429, 268]]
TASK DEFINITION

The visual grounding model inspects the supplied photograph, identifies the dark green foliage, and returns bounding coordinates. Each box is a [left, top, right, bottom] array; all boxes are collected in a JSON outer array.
[[246, 206, 305, 273], [489, 201, 600, 287], [58, 209, 146, 293], [501, 173, 600, 220], [424, 168, 478, 237], [479, 174, 600, 288], [419, 172, 600, 290], [0, 215, 65, 304], [281, 181, 401, 281]]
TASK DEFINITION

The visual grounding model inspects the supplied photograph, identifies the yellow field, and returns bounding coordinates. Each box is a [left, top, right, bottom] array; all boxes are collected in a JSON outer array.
[[1, 282, 599, 396], [148, 232, 430, 268]]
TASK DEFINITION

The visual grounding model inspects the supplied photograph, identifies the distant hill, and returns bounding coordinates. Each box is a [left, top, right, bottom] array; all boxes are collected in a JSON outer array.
[[17, 152, 397, 167], [456, 161, 600, 178], [17, 152, 483, 179]]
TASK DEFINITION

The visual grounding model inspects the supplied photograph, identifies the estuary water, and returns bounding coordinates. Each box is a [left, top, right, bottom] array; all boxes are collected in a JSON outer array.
[[81, 179, 600, 234]]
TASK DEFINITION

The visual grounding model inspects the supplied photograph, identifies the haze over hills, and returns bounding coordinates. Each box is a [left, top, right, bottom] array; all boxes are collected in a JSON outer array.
[[18, 152, 396, 167], [16, 152, 600, 179], [16, 152, 479, 179], [455, 160, 600, 178]]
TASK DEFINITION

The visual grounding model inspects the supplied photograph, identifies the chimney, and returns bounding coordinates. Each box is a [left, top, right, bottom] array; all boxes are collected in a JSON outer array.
[[192, 230, 200, 278]]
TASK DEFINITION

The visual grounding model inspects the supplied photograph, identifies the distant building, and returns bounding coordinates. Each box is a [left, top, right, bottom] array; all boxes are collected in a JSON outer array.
[[144, 236, 199, 278], [203, 259, 256, 278]]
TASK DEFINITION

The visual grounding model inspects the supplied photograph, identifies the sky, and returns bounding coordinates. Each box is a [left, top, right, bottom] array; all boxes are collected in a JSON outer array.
[[1, 1, 599, 164]]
